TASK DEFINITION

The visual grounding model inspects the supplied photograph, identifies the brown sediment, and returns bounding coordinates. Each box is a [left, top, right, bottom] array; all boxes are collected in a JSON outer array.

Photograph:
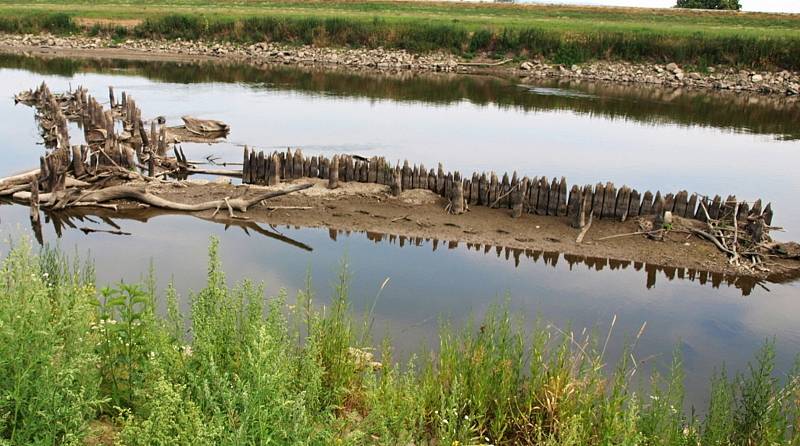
[[42, 178, 800, 283]]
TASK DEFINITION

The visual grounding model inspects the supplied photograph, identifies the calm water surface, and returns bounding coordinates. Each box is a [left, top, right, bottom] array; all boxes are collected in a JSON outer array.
[[1, 55, 798, 408]]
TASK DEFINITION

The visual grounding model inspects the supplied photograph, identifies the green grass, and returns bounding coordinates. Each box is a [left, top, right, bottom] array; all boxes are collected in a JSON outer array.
[[1, 237, 800, 445], [0, 0, 800, 68]]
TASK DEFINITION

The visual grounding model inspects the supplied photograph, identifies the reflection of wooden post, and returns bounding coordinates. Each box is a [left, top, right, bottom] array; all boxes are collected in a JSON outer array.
[[29, 176, 43, 245], [328, 155, 339, 189], [30, 177, 39, 223]]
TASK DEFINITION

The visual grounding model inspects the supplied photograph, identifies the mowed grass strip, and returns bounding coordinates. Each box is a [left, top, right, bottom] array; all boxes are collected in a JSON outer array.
[[1, 0, 799, 68]]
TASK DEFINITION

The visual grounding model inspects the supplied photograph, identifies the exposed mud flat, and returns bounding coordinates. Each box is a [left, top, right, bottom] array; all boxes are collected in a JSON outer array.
[[85, 178, 800, 282]]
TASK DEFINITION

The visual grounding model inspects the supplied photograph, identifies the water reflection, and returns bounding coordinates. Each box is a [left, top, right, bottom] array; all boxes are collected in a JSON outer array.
[[2, 53, 799, 140], [6, 199, 782, 297]]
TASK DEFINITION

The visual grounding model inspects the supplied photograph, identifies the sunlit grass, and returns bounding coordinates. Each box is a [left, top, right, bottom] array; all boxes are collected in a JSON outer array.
[[1, 238, 800, 444], [0, 0, 799, 68]]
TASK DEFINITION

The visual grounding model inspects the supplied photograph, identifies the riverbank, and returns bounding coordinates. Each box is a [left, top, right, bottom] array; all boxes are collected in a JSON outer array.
[[2, 32, 799, 99], [2, 239, 799, 445], [3, 1, 800, 71]]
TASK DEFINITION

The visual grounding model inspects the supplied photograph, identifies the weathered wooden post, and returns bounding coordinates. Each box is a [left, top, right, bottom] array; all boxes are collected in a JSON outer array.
[[255, 150, 266, 185], [400, 161, 410, 190], [71, 145, 86, 178], [437, 163, 445, 195], [269, 153, 281, 186], [653, 193, 666, 229], [567, 185, 581, 220], [511, 177, 526, 218], [686, 193, 698, 219], [451, 178, 465, 214], [108, 86, 115, 108], [242, 146, 250, 184], [310, 156, 319, 178], [293, 149, 303, 179], [500, 173, 510, 207], [368, 157, 378, 183], [391, 167, 402, 197], [763, 203, 773, 225], [329, 155, 340, 189]]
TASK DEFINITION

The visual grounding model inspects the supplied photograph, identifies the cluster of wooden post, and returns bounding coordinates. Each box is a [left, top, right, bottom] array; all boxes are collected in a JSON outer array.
[[241, 148, 774, 226], [30, 82, 70, 150]]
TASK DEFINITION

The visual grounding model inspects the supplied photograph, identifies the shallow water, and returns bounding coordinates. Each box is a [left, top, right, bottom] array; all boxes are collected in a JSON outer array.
[[1, 55, 799, 408]]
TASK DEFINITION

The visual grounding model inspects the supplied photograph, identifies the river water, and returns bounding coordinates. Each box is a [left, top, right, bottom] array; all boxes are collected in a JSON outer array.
[[1, 55, 798, 408]]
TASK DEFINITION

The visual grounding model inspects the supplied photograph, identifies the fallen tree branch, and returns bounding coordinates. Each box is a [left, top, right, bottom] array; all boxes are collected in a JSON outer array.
[[575, 213, 593, 244], [689, 228, 736, 256], [595, 229, 663, 241], [14, 183, 313, 213], [186, 167, 243, 178]]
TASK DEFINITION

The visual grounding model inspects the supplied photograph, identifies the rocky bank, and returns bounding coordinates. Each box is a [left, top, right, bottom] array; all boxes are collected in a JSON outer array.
[[1, 33, 800, 99]]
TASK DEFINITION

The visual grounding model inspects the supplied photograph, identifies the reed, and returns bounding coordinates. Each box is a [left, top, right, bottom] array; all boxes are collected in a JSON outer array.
[[1, 238, 799, 445]]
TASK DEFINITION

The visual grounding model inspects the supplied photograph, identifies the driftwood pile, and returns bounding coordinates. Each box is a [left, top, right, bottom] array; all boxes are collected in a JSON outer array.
[[5, 83, 309, 243]]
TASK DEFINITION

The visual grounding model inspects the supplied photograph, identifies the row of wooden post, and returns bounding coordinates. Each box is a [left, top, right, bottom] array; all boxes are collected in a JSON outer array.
[[242, 147, 774, 226]]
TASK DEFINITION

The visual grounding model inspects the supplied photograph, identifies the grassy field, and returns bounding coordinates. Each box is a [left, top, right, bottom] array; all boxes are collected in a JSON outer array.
[[1, 238, 800, 445], [0, 0, 800, 68]]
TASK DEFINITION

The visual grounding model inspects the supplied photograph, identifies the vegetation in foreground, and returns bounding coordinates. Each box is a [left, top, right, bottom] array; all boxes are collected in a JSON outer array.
[[0, 0, 799, 69], [1, 238, 799, 445]]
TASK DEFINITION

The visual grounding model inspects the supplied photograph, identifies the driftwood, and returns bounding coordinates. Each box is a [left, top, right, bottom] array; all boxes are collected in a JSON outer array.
[[575, 213, 593, 244], [181, 116, 230, 136], [185, 167, 243, 178], [16, 183, 313, 214]]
